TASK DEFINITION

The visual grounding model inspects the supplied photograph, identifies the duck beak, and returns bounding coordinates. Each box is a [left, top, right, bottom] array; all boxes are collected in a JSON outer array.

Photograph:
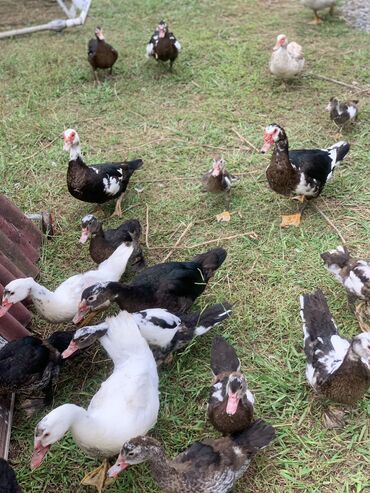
[[73, 302, 90, 325], [226, 392, 240, 415], [260, 141, 272, 154], [107, 454, 129, 478], [31, 441, 51, 470], [79, 228, 90, 244], [62, 340, 79, 359], [0, 298, 13, 318]]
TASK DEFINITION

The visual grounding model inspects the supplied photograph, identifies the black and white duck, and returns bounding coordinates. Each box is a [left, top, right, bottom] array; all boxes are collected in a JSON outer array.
[[260, 124, 350, 227], [73, 248, 227, 324], [0, 330, 77, 415], [107, 420, 275, 493], [300, 289, 370, 427], [88, 27, 118, 82], [321, 245, 370, 329], [146, 20, 181, 69], [63, 303, 232, 366], [79, 214, 145, 271], [208, 336, 254, 434], [63, 129, 143, 217], [0, 459, 22, 493], [326, 98, 358, 128]]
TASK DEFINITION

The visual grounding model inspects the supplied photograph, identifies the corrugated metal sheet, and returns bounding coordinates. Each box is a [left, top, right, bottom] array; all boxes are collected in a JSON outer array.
[[0, 194, 43, 458]]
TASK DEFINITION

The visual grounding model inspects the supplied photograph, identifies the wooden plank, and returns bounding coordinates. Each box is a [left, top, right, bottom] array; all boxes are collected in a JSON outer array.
[[0, 394, 14, 460]]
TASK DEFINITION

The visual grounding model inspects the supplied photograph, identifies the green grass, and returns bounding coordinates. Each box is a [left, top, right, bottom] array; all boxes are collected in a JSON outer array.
[[1, 0, 369, 491]]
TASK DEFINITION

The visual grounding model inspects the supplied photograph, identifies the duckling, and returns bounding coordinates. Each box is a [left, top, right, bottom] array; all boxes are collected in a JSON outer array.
[[107, 420, 276, 493], [300, 289, 370, 427], [301, 0, 336, 24], [269, 34, 304, 80], [321, 245, 370, 330], [88, 27, 118, 82], [146, 20, 181, 69], [326, 98, 359, 129], [0, 459, 22, 493], [202, 157, 238, 222], [208, 336, 254, 434], [79, 214, 145, 271]]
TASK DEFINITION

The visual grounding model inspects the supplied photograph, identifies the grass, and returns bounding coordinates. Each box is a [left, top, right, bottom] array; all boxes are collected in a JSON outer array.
[[1, 0, 369, 491]]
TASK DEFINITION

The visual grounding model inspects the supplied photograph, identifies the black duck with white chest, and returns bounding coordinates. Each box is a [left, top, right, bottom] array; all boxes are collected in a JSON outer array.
[[88, 27, 118, 83], [146, 20, 181, 69], [326, 98, 358, 128], [63, 129, 143, 217], [260, 123, 350, 227], [107, 420, 275, 493]]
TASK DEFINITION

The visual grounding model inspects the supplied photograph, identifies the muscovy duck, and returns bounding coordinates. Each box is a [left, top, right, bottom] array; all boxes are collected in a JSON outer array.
[[107, 420, 275, 493], [0, 459, 22, 493], [31, 311, 159, 493], [0, 330, 76, 414], [326, 98, 358, 128], [79, 214, 145, 271], [146, 20, 181, 69], [208, 336, 254, 434], [321, 245, 370, 329], [88, 27, 118, 82], [202, 157, 238, 222], [269, 34, 305, 80], [63, 303, 232, 365], [300, 289, 370, 426], [73, 248, 227, 324], [63, 129, 143, 217], [260, 124, 350, 227], [301, 0, 336, 24], [0, 241, 134, 323]]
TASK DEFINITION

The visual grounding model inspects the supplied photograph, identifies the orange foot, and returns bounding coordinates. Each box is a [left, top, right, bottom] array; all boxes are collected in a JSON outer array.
[[308, 14, 322, 24], [292, 195, 306, 204], [280, 212, 302, 228]]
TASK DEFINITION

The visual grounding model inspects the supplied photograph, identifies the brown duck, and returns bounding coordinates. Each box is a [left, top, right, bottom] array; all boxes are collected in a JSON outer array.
[[88, 27, 118, 82], [260, 124, 350, 227], [208, 336, 254, 434], [107, 420, 276, 493], [146, 20, 181, 69]]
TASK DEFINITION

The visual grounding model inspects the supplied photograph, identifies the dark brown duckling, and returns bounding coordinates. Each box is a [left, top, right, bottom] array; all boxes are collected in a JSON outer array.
[[79, 214, 146, 272], [146, 20, 181, 69], [208, 336, 254, 434], [88, 26, 118, 82], [326, 98, 358, 128], [107, 420, 276, 493], [300, 289, 370, 426], [0, 459, 22, 493]]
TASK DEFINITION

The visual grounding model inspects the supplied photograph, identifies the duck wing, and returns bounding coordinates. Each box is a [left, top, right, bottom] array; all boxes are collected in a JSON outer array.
[[174, 441, 222, 471], [210, 335, 240, 375], [287, 41, 304, 60]]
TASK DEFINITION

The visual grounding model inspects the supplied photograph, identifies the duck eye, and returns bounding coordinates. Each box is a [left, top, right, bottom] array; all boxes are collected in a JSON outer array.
[[127, 451, 135, 457], [87, 296, 95, 302]]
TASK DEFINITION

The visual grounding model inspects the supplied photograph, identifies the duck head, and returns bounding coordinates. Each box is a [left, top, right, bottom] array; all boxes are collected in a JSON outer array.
[[273, 34, 287, 51], [73, 282, 113, 324], [326, 97, 339, 112], [108, 436, 160, 478], [95, 26, 105, 40], [225, 373, 247, 415], [63, 128, 80, 152], [79, 214, 101, 244], [211, 157, 225, 177], [320, 245, 351, 279], [0, 278, 34, 317], [351, 333, 370, 368], [62, 323, 108, 358], [260, 124, 285, 154], [158, 20, 168, 38]]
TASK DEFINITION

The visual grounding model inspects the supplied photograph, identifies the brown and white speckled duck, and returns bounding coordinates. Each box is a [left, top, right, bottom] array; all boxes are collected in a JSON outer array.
[[208, 336, 254, 434], [300, 289, 370, 407], [326, 98, 359, 128], [260, 124, 350, 227], [107, 420, 276, 493], [88, 27, 118, 82]]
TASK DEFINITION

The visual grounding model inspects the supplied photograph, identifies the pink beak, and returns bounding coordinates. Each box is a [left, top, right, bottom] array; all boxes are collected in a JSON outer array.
[[260, 141, 272, 154], [72, 302, 89, 325], [62, 340, 79, 359], [31, 441, 51, 470], [107, 454, 129, 478], [0, 299, 13, 318], [79, 228, 90, 244], [226, 392, 240, 415]]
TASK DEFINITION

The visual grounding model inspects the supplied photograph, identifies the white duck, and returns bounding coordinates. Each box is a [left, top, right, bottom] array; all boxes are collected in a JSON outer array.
[[30, 311, 159, 492], [269, 34, 305, 80], [0, 242, 133, 323], [301, 0, 336, 24]]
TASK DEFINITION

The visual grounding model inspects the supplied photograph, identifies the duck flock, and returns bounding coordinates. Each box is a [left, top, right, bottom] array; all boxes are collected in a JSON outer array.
[[1, 2, 370, 493]]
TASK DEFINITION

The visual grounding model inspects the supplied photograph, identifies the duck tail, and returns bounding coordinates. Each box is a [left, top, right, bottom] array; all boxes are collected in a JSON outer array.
[[327, 141, 350, 169], [181, 303, 232, 336], [192, 248, 227, 281], [232, 419, 276, 451], [210, 334, 240, 375], [320, 245, 351, 270]]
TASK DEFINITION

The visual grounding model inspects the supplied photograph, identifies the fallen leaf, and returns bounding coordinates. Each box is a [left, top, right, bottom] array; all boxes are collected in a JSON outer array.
[[216, 211, 231, 222]]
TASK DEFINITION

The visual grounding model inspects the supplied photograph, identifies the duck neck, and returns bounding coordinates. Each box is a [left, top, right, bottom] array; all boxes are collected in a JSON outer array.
[[26, 279, 60, 319], [272, 134, 291, 168], [97, 243, 134, 280], [145, 447, 179, 488], [69, 143, 82, 162], [109, 282, 148, 312]]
